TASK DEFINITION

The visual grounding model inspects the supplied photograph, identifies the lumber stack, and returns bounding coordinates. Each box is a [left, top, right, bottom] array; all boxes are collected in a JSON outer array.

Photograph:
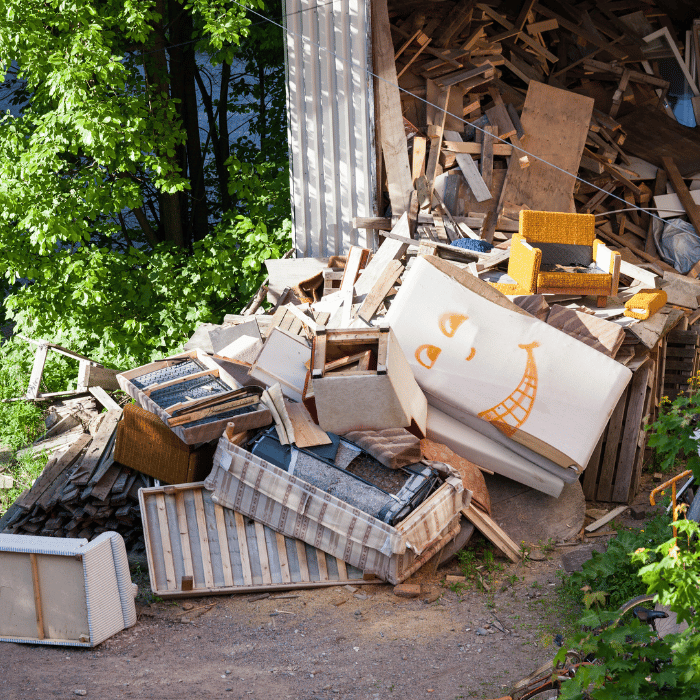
[[0, 400, 147, 555], [372, 0, 700, 259]]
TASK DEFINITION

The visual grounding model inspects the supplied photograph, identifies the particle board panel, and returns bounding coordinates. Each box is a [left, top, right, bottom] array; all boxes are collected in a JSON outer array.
[[139, 483, 368, 598]]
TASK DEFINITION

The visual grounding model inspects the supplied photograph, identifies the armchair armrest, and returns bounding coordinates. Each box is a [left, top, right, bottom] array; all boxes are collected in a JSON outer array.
[[508, 234, 542, 294], [593, 240, 622, 296]]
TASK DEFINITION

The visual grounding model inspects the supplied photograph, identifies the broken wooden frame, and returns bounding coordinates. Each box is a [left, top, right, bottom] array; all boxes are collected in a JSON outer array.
[[139, 482, 370, 597]]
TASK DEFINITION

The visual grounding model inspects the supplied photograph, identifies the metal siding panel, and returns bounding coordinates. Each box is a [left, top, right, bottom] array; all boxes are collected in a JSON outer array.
[[285, 0, 375, 257]]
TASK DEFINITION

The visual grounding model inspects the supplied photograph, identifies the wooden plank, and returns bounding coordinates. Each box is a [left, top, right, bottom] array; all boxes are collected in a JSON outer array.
[[481, 125, 495, 192], [463, 504, 520, 563], [26, 344, 49, 400], [234, 511, 254, 587], [276, 532, 292, 584], [444, 141, 513, 156], [168, 396, 260, 427], [316, 548, 329, 581], [88, 386, 122, 413], [662, 155, 700, 244], [214, 505, 234, 588], [425, 87, 451, 193], [371, 0, 413, 216], [585, 505, 628, 532], [582, 433, 605, 500], [285, 401, 332, 448], [354, 214, 410, 296], [455, 153, 492, 202], [356, 258, 404, 323], [155, 493, 177, 591], [29, 553, 45, 640], [175, 492, 194, 584], [296, 540, 310, 581], [255, 522, 272, 585], [70, 411, 121, 486], [14, 433, 90, 510], [595, 386, 628, 502], [194, 489, 215, 588], [612, 363, 652, 503], [412, 136, 427, 183]]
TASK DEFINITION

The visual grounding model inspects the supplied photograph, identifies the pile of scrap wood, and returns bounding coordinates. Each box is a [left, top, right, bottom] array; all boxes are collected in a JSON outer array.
[[0, 396, 149, 556], [370, 0, 700, 253]]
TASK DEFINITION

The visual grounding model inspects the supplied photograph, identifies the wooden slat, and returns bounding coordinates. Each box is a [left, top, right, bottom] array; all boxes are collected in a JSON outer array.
[[285, 402, 332, 448], [316, 548, 329, 581], [582, 433, 605, 501], [296, 540, 310, 581], [255, 522, 272, 585], [26, 344, 49, 400], [612, 363, 652, 503], [276, 532, 292, 584], [175, 492, 194, 584], [155, 493, 177, 591], [30, 553, 45, 640], [194, 489, 215, 588], [215, 505, 234, 588], [596, 387, 628, 502], [463, 504, 520, 563], [356, 258, 403, 323], [371, 0, 413, 216], [234, 511, 254, 587]]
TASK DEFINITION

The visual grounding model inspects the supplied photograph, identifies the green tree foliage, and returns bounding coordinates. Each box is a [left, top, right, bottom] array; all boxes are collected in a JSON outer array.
[[0, 0, 292, 367]]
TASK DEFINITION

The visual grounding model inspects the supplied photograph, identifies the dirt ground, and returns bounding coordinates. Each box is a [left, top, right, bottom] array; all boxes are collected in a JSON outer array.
[[1, 469, 670, 700], [0, 539, 572, 700]]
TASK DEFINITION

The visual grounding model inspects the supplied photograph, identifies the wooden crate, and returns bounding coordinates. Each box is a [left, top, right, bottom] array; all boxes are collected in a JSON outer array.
[[662, 329, 700, 401], [117, 349, 271, 445], [139, 483, 369, 598], [582, 358, 654, 504]]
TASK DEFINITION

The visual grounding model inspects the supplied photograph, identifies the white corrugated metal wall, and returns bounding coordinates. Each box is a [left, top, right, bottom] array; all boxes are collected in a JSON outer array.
[[285, 0, 377, 257]]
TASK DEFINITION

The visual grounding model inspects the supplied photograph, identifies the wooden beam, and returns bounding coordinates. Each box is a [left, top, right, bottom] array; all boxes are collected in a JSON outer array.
[[372, 0, 413, 216]]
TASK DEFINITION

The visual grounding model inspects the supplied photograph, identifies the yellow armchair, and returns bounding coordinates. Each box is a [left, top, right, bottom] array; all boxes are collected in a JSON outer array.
[[493, 211, 621, 307]]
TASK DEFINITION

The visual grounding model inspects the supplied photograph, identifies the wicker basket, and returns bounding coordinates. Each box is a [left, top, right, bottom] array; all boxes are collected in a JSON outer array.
[[114, 404, 216, 484]]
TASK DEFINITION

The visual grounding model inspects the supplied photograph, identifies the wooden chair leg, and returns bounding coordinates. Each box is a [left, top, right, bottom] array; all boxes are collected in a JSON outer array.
[[596, 296, 608, 308]]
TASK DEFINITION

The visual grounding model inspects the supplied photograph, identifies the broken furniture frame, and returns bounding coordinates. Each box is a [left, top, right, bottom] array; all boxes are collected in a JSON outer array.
[[19, 336, 119, 401], [309, 326, 428, 436], [139, 482, 371, 597], [117, 349, 271, 445]]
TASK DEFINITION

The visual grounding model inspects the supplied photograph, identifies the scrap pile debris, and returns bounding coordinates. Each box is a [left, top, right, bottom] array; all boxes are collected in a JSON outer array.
[[4, 0, 700, 647]]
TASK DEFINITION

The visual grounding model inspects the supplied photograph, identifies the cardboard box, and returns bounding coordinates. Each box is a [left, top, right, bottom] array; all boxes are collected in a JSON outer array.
[[117, 349, 272, 445], [204, 434, 468, 585], [311, 327, 428, 436]]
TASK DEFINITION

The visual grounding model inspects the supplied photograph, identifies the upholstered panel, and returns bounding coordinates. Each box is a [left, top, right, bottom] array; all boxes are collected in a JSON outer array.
[[537, 271, 612, 291], [519, 210, 595, 246]]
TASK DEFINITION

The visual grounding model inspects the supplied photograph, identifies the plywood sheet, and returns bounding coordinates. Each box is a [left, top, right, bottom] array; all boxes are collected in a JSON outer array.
[[499, 82, 594, 212]]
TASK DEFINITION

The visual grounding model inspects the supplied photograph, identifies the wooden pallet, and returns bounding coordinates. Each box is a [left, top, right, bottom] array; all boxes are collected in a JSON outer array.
[[663, 329, 700, 401], [583, 358, 654, 504], [139, 483, 368, 598]]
